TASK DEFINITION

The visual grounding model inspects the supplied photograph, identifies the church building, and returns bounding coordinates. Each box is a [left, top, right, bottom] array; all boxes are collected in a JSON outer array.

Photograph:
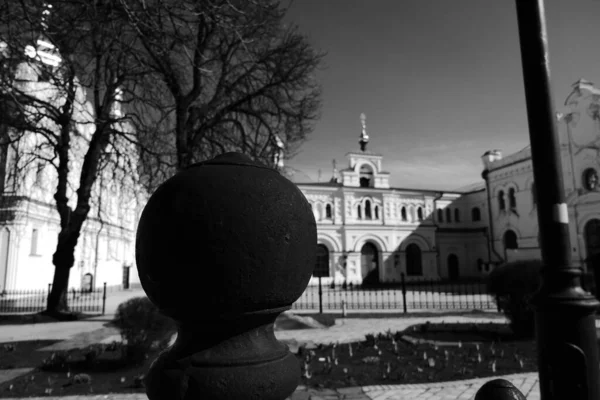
[[295, 79, 600, 288], [294, 114, 490, 285]]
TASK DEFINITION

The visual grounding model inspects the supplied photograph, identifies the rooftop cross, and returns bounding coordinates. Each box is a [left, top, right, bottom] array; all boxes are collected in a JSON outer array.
[[359, 112, 369, 152]]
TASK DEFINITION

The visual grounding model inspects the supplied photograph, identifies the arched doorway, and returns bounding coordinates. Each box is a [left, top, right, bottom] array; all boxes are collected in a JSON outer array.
[[360, 242, 379, 284], [0, 228, 9, 292], [406, 243, 422, 276], [447, 254, 459, 280], [584, 219, 600, 298], [314, 244, 330, 277]]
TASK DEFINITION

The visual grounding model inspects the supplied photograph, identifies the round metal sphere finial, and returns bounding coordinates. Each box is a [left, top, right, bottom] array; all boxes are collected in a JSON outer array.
[[135, 152, 317, 400], [475, 379, 527, 400]]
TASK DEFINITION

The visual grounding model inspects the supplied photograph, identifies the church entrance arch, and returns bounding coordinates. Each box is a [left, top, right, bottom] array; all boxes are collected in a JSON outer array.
[[584, 219, 600, 299], [360, 242, 379, 284], [447, 254, 459, 281]]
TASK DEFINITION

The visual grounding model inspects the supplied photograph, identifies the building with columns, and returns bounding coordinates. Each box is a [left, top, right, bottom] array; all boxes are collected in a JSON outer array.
[[294, 114, 490, 285], [482, 79, 600, 292], [295, 79, 600, 287]]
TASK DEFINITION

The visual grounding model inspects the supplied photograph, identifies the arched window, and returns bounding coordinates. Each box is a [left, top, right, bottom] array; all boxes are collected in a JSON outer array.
[[374, 205, 379, 219], [504, 230, 518, 250], [498, 190, 506, 211], [417, 207, 423, 221], [583, 168, 599, 191], [437, 209, 443, 222], [314, 244, 330, 277], [446, 208, 452, 222], [406, 243, 422, 276], [508, 188, 517, 209], [454, 208, 460, 222], [359, 164, 374, 188], [325, 204, 332, 219], [471, 207, 481, 221], [531, 182, 537, 205], [401, 206, 407, 221], [357, 205, 362, 219], [365, 200, 372, 219]]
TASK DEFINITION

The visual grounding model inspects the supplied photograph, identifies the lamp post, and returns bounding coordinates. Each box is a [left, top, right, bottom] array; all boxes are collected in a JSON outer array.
[[514, 1, 600, 399]]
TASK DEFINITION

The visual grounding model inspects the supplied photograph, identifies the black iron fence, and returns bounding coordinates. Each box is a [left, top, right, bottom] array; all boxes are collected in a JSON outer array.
[[0, 282, 107, 314], [292, 273, 499, 313]]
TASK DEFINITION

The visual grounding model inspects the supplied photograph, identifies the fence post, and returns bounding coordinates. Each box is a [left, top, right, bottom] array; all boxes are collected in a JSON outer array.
[[318, 275, 323, 314], [134, 152, 316, 400], [401, 272, 407, 314], [341, 299, 346, 318], [474, 378, 526, 400], [46, 283, 51, 306], [102, 282, 107, 315]]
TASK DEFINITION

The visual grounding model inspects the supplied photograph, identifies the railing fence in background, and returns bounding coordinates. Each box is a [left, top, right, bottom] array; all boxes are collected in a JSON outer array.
[[293, 273, 499, 313], [0, 282, 107, 314]]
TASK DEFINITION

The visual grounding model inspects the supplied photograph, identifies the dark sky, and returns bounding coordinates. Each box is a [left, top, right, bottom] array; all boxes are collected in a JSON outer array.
[[284, 0, 600, 190]]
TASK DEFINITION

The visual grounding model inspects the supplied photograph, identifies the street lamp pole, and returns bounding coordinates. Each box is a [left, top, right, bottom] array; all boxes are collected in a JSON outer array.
[[514, 1, 600, 399]]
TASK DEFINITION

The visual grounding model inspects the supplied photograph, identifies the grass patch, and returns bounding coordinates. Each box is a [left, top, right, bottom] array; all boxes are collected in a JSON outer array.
[[0, 340, 158, 397], [296, 322, 539, 389], [0, 322, 545, 396]]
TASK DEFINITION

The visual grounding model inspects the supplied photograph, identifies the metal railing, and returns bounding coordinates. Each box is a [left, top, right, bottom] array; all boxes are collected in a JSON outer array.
[[0, 282, 107, 314], [293, 273, 499, 313]]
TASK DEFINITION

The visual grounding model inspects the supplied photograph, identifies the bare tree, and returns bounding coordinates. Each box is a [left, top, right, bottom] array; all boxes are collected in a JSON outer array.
[[116, 0, 324, 181], [0, 0, 150, 317]]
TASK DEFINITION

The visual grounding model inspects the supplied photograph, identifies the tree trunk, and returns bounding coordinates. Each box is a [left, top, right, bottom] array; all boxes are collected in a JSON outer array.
[[45, 230, 79, 319], [46, 264, 70, 314]]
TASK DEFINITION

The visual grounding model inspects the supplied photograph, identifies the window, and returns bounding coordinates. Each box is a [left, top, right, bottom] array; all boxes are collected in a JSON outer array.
[[365, 200, 372, 219], [531, 182, 537, 205], [30, 228, 39, 255], [504, 230, 518, 250], [401, 206, 407, 221], [437, 209, 443, 222], [359, 164, 374, 188], [454, 208, 460, 222], [406, 243, 422, 276], [477, 258, 484, 272], [374, 205, 379, 219], [471, 207, 481, 221], [417, 207, 423, 221], [583, 168, 599, 191], [498, 190, 506, 211], [325, 204, 332, 219], [357, 205, 362, 219], [508, 188, 517, 209], [314, 244, 330, 277], [445, 208, 451, 223]]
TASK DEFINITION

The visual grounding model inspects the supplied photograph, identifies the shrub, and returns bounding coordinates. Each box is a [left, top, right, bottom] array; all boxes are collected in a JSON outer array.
[[487, 259, 543, 338], [112, 296, 177, 364]]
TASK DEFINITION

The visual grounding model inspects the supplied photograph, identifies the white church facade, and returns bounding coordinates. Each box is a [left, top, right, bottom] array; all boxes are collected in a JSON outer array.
[[0, 28, 142, 292], [295, 115, 491, 285], [483, 79, 600, 291], [297, 80, 600, 287]]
